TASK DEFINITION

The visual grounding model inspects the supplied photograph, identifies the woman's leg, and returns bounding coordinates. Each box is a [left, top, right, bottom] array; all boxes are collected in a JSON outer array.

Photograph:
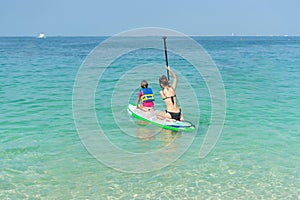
[[156, 111, 166, 120], [165, 112, 176, 122], [180, 113, 184, 121]]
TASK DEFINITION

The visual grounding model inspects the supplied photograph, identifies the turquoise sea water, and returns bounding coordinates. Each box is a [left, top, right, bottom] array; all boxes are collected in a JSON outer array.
[[1, 36, 299, 199]]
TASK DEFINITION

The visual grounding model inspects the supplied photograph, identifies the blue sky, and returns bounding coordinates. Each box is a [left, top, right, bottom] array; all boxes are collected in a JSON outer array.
[[1, 0, 299, 36]]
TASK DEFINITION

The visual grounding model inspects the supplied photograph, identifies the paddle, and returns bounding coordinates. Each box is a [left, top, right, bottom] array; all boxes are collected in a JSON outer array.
[[163, 36, 170, 81]]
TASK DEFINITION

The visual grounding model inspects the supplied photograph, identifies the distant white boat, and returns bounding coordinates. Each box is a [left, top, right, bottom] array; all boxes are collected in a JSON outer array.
[[37, 32, 46, 38]]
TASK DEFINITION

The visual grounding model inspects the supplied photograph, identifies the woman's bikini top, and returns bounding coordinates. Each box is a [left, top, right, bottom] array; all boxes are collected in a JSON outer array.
[[162, 88, 176, 105]]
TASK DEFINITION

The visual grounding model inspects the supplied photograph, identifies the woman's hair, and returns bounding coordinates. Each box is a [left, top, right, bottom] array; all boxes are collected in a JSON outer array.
[[159, 75, 169, 87], [141, 80, 148, 88]]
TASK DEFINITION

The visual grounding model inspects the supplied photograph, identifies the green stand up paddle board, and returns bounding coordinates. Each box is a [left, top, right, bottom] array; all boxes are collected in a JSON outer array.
[[127, 104, 195, 131]]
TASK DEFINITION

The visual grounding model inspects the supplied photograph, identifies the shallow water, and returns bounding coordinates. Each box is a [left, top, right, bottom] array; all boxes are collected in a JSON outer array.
[[0, 36, 299, 199]]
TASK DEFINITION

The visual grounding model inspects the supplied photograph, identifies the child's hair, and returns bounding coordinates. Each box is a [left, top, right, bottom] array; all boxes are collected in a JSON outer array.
[[141, 80, 148, 88], [159, 75, 169, 87]]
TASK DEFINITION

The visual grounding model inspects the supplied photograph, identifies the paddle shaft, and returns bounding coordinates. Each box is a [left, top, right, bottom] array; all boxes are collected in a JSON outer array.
[[163, 36, 170, 80]]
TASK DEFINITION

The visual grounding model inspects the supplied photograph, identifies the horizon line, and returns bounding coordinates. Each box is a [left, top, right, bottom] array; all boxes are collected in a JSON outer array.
[[0, 34, 299, 37]]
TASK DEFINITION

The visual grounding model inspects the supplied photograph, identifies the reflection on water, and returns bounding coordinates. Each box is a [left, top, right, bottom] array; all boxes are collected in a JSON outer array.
[[135, 120, 156, 141], [158, 129, 182, 153], [134, 119, 183, 153]]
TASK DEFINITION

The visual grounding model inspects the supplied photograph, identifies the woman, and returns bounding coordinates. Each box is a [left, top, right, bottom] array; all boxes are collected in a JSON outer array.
[[136, 80, 155, 112], [157, 66, 183, 121]]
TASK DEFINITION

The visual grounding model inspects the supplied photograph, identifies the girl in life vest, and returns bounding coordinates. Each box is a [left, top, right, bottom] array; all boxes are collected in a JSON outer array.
[[136, 80, 155, 111]]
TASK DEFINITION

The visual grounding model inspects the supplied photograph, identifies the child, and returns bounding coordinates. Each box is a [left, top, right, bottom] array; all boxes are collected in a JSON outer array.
[[136, 80, 155, 111]]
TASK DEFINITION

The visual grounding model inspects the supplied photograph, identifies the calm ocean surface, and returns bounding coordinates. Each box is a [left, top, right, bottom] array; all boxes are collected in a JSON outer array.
[[0, 36, 299, 199]]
